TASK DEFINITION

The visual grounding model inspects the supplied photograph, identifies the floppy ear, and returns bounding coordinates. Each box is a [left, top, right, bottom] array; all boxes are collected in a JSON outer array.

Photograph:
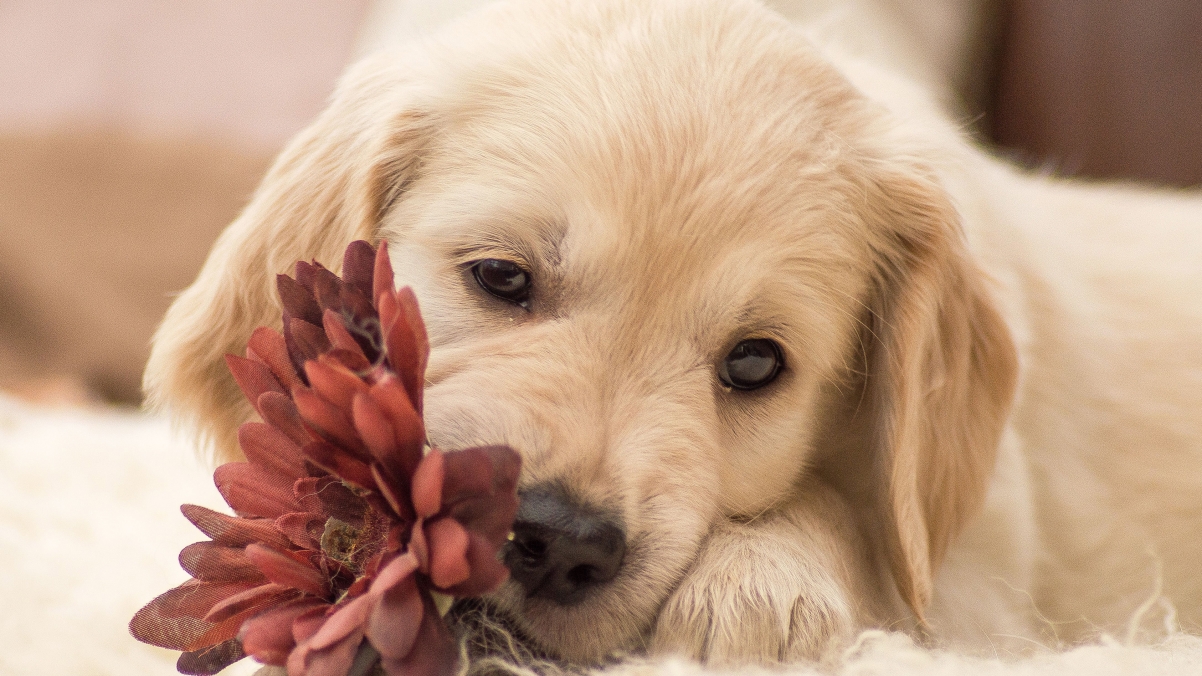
[[860, 167, 1018, 623], [144, 55, 432, 461]]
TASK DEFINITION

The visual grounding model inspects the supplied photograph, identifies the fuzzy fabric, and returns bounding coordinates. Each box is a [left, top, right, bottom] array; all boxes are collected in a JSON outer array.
[[1, 394, 1199, 676], [0, 395, 258, 676], [600, 632, 1202, 676]]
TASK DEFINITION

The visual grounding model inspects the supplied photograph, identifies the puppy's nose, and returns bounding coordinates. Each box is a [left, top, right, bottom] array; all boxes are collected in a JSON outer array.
[[503, 485, 626, 605]]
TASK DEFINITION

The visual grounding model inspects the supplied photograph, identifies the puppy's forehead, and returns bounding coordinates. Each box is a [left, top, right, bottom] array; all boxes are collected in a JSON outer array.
[[425, 47, 862, 239], [423, 0, 864, 206], [398, 0, 877, 352]]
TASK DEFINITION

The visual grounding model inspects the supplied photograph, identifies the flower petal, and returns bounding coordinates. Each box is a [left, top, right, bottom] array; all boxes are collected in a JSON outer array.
[[399, 288, 428, 408], [157, 580, 262, 619], [186, 614, 254, 652], [294, 475, 368, 526], [278, 272, 322, 326], [256, 392, 313, 448], [247, 326, 306, 392], [411, 449, 444, 519], [214, 462, 301, 519], [293, 386, 367, 455], [394, 287, 427, 351], [245, 543, 331, 598], [441, 445, 521, 544], [370, 551, 419, 594], [351, 392, 397, 467], [366, 573, 423, 661], [306, 594, 371, 652], [292, 604, 331, 645], [224, 354, 284, 414], [300, 440, 376, 490], [238, 421, 308, 481], [181, 504, 293, 550], [372, 241, 395, 306], [294, 260, 317, 294], [446, 491, 520, 550], [305, 356, 369, 412], [342, 239, 377, 301], [378, 592, 456, 676], [240, 598, 328, 666], [370, 463, 406, 518], [176, 637, 245, 675], [179, 541, 266, 583], [287, 318, 332, 368], [340, 286, 377, 330], [408, 519, 429, 573], [288, 612, 367, 676], [129, 580, 257, 650], [129, 612, 209, 652], [441, 445, 521, 506], [204, 583, 302, 624], [275, 511, 326, 550], [326, 347, 374, 374], [303, 630, 364, 676], [440, 531, 511, 597], [286, 643, 307, 676], [381, 289, 427, 414], [376, 287, 399, 340], [367, 376, 424, 475], [311, 265, 345, 314], [425, 517, 471, 589], [323, 308, 368, 361]]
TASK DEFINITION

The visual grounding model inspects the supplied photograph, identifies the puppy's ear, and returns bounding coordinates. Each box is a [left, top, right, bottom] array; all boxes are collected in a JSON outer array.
[[144, 56, 431, 460], [861, 167, 1017, 622]]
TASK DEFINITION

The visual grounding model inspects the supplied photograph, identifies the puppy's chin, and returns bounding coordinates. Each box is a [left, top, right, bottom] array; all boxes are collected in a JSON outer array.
[[467, 540, 673, 665], [482, 584, 640, 664], [450, 594, 624, 669], [449, 598, 552, 669]]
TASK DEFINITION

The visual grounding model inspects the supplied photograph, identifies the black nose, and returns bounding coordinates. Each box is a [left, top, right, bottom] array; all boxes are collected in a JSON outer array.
[[503, 485, 626, 605]]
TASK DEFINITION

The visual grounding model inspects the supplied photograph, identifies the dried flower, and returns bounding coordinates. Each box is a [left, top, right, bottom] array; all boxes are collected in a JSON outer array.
[[131, 241, 520, 676]]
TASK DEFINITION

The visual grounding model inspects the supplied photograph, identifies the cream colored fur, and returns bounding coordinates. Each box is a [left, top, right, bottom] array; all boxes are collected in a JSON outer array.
[[7, 395, 1202, 675], [144, 0, 1202, 669]]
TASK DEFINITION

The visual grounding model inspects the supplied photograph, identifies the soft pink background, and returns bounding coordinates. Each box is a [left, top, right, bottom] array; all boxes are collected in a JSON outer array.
[[0, 1, 373, 403], [0, 0, 370, 147]]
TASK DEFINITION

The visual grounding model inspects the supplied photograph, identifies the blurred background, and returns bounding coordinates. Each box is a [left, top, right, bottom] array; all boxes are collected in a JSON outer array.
[[0, 0, 1198, 408]]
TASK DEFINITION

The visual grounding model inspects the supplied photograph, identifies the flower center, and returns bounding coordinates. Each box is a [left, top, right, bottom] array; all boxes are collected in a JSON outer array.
[[320, 517, 363, 568]]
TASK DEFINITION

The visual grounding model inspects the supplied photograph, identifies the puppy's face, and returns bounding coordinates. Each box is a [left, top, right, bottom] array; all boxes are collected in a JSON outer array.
[[379, 3, 881, 660], [147, 0, 1016, 666]]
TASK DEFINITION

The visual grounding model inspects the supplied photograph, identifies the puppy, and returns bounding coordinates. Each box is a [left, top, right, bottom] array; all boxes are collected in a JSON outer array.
[[144, 0, 1202, 667]]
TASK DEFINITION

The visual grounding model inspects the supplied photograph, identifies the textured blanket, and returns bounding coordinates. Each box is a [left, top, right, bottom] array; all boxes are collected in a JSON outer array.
[[1, 395, 1198, 675]]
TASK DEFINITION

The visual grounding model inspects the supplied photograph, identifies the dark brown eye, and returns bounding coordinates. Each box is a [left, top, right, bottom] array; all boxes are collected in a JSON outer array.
[[472, 259, 531, 305], [718, 339, 783, 390]]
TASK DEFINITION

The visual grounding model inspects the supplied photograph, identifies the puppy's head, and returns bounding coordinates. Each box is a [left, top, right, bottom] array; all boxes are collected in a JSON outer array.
[[145, 0, 1016, 665]]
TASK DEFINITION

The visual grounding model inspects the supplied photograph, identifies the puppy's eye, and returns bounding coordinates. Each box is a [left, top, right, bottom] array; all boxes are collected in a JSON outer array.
[[718, 339, 783, 390], [471, 259, 531, 305]]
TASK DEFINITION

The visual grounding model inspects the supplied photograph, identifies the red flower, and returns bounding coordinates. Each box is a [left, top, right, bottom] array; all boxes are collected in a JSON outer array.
[[131, 241, 520, 676]]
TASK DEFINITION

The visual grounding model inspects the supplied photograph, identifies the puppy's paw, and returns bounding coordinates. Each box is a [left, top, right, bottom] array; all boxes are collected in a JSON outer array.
[[650, 489, 866, 666]]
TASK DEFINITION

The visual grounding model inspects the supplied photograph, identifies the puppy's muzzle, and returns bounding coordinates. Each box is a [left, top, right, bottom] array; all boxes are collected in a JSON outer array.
[[503, 485, 626, 605]]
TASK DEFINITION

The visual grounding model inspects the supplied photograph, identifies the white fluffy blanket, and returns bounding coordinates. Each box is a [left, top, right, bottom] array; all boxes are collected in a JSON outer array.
[[2, 394, 1199, 676]]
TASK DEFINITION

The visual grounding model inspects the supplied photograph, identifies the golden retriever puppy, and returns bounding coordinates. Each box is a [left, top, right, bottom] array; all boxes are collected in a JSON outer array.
[[144, 0, 1202, 667]]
